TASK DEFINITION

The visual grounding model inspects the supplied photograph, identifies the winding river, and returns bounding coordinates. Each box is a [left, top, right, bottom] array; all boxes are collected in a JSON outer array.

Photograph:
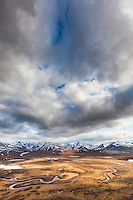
[[0, 167, 118, 190], [0, 154, 132, 190]]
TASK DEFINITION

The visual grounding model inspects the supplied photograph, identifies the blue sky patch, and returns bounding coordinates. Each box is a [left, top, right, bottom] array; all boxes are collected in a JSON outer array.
[[56, 84, 66, 90], [38, 64, 49, 71], [104, 87, 116, 93], [53, 18, 64, 45], [91, 78, 95, 82]]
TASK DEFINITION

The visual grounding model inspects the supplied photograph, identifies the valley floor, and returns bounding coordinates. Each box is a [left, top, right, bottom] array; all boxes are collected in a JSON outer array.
[[0, 150, 133, 200]]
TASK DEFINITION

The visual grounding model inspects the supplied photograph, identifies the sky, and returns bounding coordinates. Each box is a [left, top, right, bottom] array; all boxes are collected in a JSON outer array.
[[0, 0, 133, 144]]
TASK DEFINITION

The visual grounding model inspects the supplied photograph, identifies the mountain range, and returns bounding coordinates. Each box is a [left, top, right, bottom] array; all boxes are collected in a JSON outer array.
[[0, 141, 133, 153]]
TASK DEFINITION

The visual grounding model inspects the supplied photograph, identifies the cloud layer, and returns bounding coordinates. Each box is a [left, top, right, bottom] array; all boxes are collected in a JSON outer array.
[[0, 0, 133, 143]]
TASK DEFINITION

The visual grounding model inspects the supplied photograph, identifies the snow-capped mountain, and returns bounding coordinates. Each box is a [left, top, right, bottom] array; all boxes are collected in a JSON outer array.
[[34, 142, 65, 152], [97, 141, 133, 151], [0, 141, 65, 153], [0, 141, 133, 153], [67, 142, 95, 151], [0, 141, 36, 152]]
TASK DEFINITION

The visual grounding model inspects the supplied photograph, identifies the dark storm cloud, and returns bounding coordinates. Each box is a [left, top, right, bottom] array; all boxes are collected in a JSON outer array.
[[0, 0, 39, 85], [1, 0, 133, 81], [42, 0, 133, 82], [63, 84, 133, 135], [2, 82, 133, 138], [114, 85, 133, 111], [0, 0, 133, 141], [0, 116, 14, 129], [0, 109, 25, 135], [0, 0, 36, 54]]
